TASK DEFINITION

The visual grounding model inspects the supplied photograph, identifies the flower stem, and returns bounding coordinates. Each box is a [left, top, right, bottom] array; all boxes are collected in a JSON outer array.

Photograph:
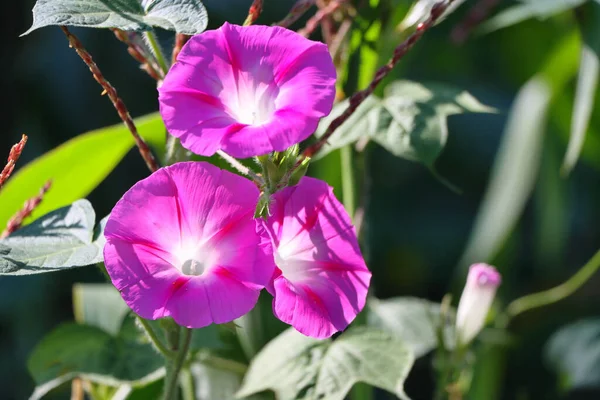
[[499, 247, 600, 328], [144, 30, 169, 76], [216, 150, 265, 186], [137, 317, 173, 358], [162, 327, 192, 400]]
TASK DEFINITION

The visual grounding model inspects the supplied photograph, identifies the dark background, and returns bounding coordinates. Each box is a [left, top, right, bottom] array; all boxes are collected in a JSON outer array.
[[1, 0, 600, 399]]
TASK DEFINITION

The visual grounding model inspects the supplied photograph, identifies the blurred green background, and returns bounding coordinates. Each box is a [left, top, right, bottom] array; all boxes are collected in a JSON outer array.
[[1, 0, 600, 399]]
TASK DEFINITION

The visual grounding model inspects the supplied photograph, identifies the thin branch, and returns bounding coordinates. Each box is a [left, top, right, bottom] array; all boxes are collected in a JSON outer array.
[[243, 0, 264, 26], [298, 0, 344, 37], [1, 180, 52, 238], [329, 17, 353, 60], [0, 134, 27, 190], [275, 0, 316, 28], [61, 26, 159, 173], [451, 0, 501, 44], [111, 29, 163, 80], [303, 0, 455, 159], [172, 33, 191, 65]]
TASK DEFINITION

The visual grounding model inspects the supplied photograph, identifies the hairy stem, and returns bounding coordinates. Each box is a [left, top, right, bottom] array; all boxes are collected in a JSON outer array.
[[243, 0, 264, 26], [137, 317, 173, 359], [60, 27, 159, 173], [1, 180, 52, 238], [144, 30, 169, 76], [162, 327, 192, 400], [216, 150, 265, 186], [0, 134, 27, 190]]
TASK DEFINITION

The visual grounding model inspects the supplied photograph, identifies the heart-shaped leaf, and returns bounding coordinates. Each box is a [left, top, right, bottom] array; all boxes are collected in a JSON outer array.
[[0, 200, 106, 275], [314, 80, 493, 166], [23, 0, 208, 35], [236, 327, 414, 400]]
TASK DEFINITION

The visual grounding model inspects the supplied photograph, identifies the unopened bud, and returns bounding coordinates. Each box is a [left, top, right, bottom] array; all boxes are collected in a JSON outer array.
[[455, 263, 501, 345]]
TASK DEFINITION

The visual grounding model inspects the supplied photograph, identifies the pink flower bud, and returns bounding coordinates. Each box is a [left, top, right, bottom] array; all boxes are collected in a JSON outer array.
[[455, 263, 501, 345]]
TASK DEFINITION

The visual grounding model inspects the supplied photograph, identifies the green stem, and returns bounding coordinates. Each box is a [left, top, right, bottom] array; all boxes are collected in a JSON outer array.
[[145, 30, 169, 75], [340, 145, 355, 215], [137, 317, 173, 358], [180, 367, 195, 400], [217, 150, 265, 185], [197, 352, 249, 375], [499, 247, 600, 328], [162, 327, 192, 400]]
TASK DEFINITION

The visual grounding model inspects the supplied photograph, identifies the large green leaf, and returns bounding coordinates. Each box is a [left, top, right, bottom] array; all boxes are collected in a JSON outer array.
[[561, 3, 600, 175], [480, 0, 587, 33], [0, 200, 106, 275], [0, 113, 164, 230], [457, 78, 551, 272], [73, 283, 131, 336], [546, 318, 600, 390], [28, 318, 165, 400], [314, 80, 493, 166], [236, 327, 414, 400], [23, 0, 208, 35], [368, 297, 454, 358]]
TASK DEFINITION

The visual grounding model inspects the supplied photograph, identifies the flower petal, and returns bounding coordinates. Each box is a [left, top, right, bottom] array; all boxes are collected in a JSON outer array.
[[262, 177, 371, 338], [104, 162, 270, 328], [159, 23, 336, 158]]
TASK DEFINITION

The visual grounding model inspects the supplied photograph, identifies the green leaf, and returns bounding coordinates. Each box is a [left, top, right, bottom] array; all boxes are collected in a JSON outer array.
[[0, 200, 106, 275], [0, 113, 164, 230], [73, 283, 131, 336], [28, 318, 165, 400], [313, 96, 382, 160], [546, 318, 600, 390], [23, 0, 208, 35], [236, 327, 414, 400], [73, 283, 223, 351], [480, 0, 587, 34], [561, 3, 600, 175], [368, 297, 455, 358], [457, 77, 551, 271], [314, 80, 493, 166], [399, 0, 467, 31]]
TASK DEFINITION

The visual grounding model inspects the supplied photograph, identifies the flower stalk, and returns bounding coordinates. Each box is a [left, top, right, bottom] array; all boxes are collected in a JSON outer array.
[[60, 26, 160, 173], [1, 180, 52, 238], [162, 327, 192, 400], [243, 0, 264, 26], [0, 134, 27, 190]]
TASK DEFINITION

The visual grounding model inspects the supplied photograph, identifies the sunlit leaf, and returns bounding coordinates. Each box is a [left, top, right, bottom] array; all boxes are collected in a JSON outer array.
[[0, 113, 164, 230], [457, 78, 551, 272], [546, 318, 600, 390], [480, 0, 587, 34], [236, 327, 413, 400], [368, 297, 455, 358], [561, 3, 600, 175], [0, 200, 106, 275], [399, 0, 467, 31], [314, 80, 493, 166], [23, 0, 208, 35]]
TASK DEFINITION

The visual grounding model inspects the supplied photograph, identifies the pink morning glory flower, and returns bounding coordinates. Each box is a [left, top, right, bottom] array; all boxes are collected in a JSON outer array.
[[103, 162, 273, 328], [260, 177, 371, 338], [158, 22, 336, 159], [455, 263, 501, 344]]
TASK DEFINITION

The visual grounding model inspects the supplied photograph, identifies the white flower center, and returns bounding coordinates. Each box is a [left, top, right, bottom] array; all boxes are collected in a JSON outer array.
[[226, 78, 279, 126], [180, 259, 206, 276], [173, 242, 212, 277]]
